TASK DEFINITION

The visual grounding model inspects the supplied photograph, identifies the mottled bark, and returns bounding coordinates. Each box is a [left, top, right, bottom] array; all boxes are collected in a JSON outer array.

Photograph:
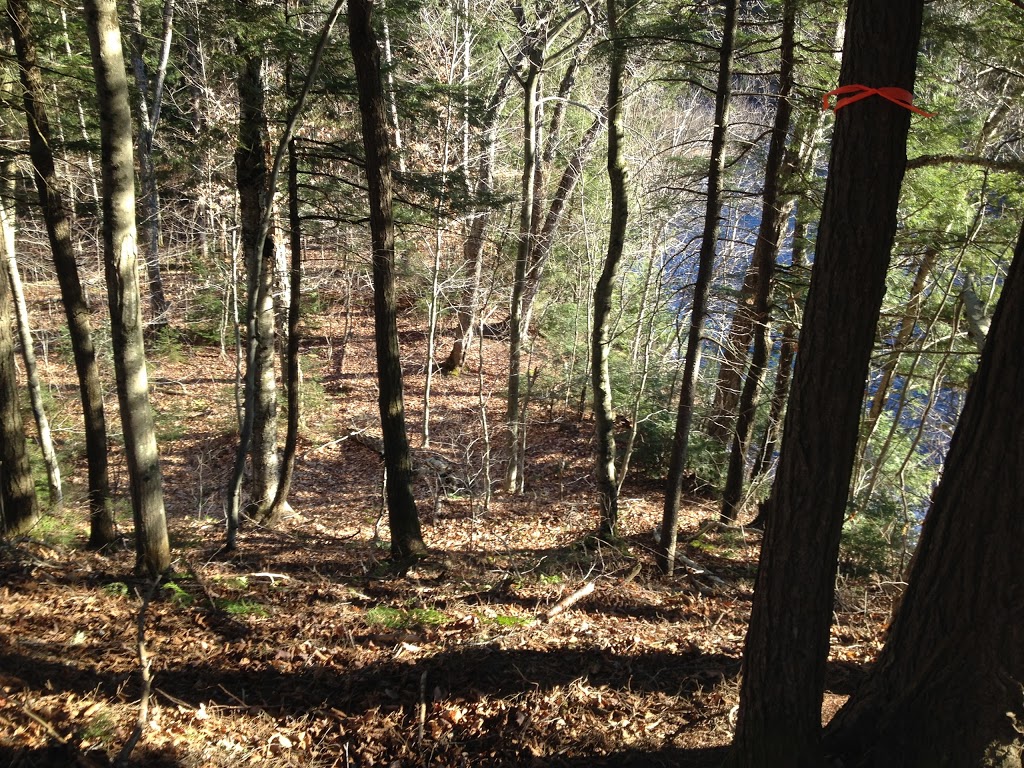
[[8, 0, 115, 546], [84, 0, 170, 577], [0, 230, 39, 537], [591, 0, 628, 538], [235, 50, 280, 519]]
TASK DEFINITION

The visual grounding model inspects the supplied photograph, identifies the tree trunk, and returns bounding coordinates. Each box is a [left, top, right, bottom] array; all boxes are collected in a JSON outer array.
[[591, 0, 627, 539], [8, 0, 115, 546], [1, 183, 62, 507], [0, 63, 61, 507], [126, 0, 173, 331], [440, 67, 517, 374], [823, 217, 1024, 768], [720, 0, 796, 523], [83, 0, 170, 577], [658, 0, 739, 574], [266, 137, 303, 526], [505, 51, 541, 494], [235, 49, 280, 519], [348, 0, 425, 559], [0, 228, 39, 537], [725, 0, 925, 763]]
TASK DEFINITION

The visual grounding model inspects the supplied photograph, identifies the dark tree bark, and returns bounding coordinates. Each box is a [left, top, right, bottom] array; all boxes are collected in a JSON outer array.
[[84, 0, 170, 577], [591, 0, 628, 539], [659, 0, 739, 574], [725, 0, 925, 763], [823, 217, 1024, 768], [0, 233, 39, 537], [348, 0, 425, 559], [720, 0, 796, 522], [8, 0, 115, 547]]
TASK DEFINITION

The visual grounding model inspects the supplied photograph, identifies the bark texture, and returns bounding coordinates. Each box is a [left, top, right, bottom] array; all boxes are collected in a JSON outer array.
[[591, 0, 627, 538], [235, 49, 280, 518], [84, 0, 170, 576], [348, 0, 425, 558], [659, 0, 739, 573], [8, 0, 115, 546], [720, 0, 796, 522], [0, 237, 39, 537], [823, 219, 1024, 768], [726, 0, 925, 763]]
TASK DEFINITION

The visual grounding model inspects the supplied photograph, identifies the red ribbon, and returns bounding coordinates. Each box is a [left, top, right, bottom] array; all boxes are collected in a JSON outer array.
[[822, 84, 936, 117]]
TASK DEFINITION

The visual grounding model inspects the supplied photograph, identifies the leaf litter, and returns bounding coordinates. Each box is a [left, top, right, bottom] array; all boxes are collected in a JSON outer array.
[[0, 283, 897, 767]]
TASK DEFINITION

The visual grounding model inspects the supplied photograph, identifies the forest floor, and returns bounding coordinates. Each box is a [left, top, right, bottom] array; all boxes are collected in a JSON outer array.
[[0, 274, 897, 767]]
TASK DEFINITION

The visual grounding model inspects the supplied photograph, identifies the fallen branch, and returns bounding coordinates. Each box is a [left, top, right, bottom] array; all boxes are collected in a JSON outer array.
[[116, 577, 160, 767], [675, 552, 728, 588], [539, 580, 596, 623]]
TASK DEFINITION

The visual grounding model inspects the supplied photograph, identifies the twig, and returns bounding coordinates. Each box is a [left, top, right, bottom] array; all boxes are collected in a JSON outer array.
[[540, 580, 596, 623], [675, 553, 727, 588], [416, 669, 428, 746], [116, 577, 161, 767]]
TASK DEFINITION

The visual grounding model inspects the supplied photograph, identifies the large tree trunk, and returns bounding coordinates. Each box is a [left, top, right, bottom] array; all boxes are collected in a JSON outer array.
[[719, 0, 796, 522], [823, 217, 1024, 768], [0, 228, 39, 537], [348, 0, 425, 559], [725, 0, 925, 763], [658, 0, 739, 574], [83, 0, 170, 577], [8, 0, 115, 547], [591, 0, 627, 539]]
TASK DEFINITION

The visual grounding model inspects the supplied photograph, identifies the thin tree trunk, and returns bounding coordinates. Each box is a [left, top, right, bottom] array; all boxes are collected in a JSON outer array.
[[126, 0, 173, 330], [265, 137, 303, 526], [520, 112, 605, 333], [0, 221, 39, 537], [823, 217, 1024, 768], [591, 0, 628, 539], [1, 189, 62, 506], [8, 0, 115, 546], [225, 0, 345, 545], [659, 0, 740, 574], [235, 48, 281, 519], [725, 0, 925, 762], [83, 0, 170, 577], [348, 0, 425, 558], [441, 67, 517, 373], [505, 51, 541, 494], [720, 0, 796, 523]]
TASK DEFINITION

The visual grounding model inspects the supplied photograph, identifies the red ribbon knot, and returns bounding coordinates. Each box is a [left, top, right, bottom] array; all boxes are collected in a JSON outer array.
[[822, 84, 936, 117]]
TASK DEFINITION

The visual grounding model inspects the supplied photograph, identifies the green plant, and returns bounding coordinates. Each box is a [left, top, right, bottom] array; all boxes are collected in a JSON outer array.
[[78, 710, 118, 746], [364, 606, 446, 630], [102, 581, 130, 598], [162, 581, 194, 607], [218, 598, 269, 617]]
